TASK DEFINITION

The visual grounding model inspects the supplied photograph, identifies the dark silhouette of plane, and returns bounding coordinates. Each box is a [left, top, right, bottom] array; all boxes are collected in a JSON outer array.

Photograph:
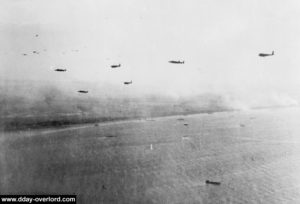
[[78, 90, 88, 93], [35, 34, 39, 37], [23, 54, 27, 56], [54, 69, 67, 72], [259, 51, 274, 57], [111, 64, 121, 68], [33, 51, 39, 54], [169, 60, 184, 64], [124, 81, 132, 85]]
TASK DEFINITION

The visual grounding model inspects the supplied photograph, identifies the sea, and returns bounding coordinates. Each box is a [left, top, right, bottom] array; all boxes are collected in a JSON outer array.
[[1, 107, 300, 203]]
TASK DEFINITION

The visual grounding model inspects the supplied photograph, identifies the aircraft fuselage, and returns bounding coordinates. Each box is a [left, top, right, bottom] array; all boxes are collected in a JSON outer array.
[[259, 51, 274, 57], [111, 64, 121, 68], [78, 90, 88, 93], [124, 81, 132, 85], [55, 69, 67, 72], [169, 60, 184, 64]]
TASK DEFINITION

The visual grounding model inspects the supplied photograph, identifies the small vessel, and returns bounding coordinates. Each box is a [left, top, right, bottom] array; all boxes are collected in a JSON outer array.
[[205, 180, 221, 185], [182, 135, 190, 140]]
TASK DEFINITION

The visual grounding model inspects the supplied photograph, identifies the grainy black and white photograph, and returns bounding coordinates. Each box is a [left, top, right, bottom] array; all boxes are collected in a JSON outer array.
[[1, 0, 300, 203]]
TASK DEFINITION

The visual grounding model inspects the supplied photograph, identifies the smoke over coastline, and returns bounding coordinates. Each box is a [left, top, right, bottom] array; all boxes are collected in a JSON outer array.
[[1, 79, 298, 130]]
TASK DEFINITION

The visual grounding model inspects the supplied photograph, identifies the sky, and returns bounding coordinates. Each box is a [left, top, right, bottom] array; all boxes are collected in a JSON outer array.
[[1, 0, 300, 101]]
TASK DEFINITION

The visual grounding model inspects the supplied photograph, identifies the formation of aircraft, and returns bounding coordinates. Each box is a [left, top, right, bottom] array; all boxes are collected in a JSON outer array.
[[111, 64, 121, 68], [169, 60, 184, 64], [51, 48, 274, 92], [25, 32, 276, 94], [259, 51, 274, 57], [54, 69, 67, 72]]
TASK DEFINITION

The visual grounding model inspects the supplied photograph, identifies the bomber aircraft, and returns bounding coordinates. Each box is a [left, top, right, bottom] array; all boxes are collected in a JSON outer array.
[[111, 64, 121, 68], [124, 81, 132, 85], [54, 69, 67, 72], [169, 60, 184, 64], [78, 90, 88, 93], [259, 51, 274, 57]]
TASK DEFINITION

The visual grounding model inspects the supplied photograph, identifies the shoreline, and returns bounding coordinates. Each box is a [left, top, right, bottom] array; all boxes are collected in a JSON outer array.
[[0, 109, 233, 132], [1, 105, 298, 133]]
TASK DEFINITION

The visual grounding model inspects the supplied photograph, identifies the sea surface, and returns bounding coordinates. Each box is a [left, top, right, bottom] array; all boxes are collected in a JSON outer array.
[[1, 107, 300, 203]]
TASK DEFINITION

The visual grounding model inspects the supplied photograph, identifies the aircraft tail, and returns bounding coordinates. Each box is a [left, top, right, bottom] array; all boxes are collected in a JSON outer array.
[[272, 51, 274, 55]]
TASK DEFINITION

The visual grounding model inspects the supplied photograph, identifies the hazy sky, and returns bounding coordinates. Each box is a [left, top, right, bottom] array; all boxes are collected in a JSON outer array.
[[1, 0, 300, 98]]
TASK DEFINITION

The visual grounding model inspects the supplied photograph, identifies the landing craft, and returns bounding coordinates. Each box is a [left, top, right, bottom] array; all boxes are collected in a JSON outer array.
[[259, 51, 274, 57], [54, 68, 67, 72], [205, 180, 221, 185], [124, 80, 132, 85], [111, 64, 121, 68], [169, 60, 184, 64], [78, 90, 88, 93]]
